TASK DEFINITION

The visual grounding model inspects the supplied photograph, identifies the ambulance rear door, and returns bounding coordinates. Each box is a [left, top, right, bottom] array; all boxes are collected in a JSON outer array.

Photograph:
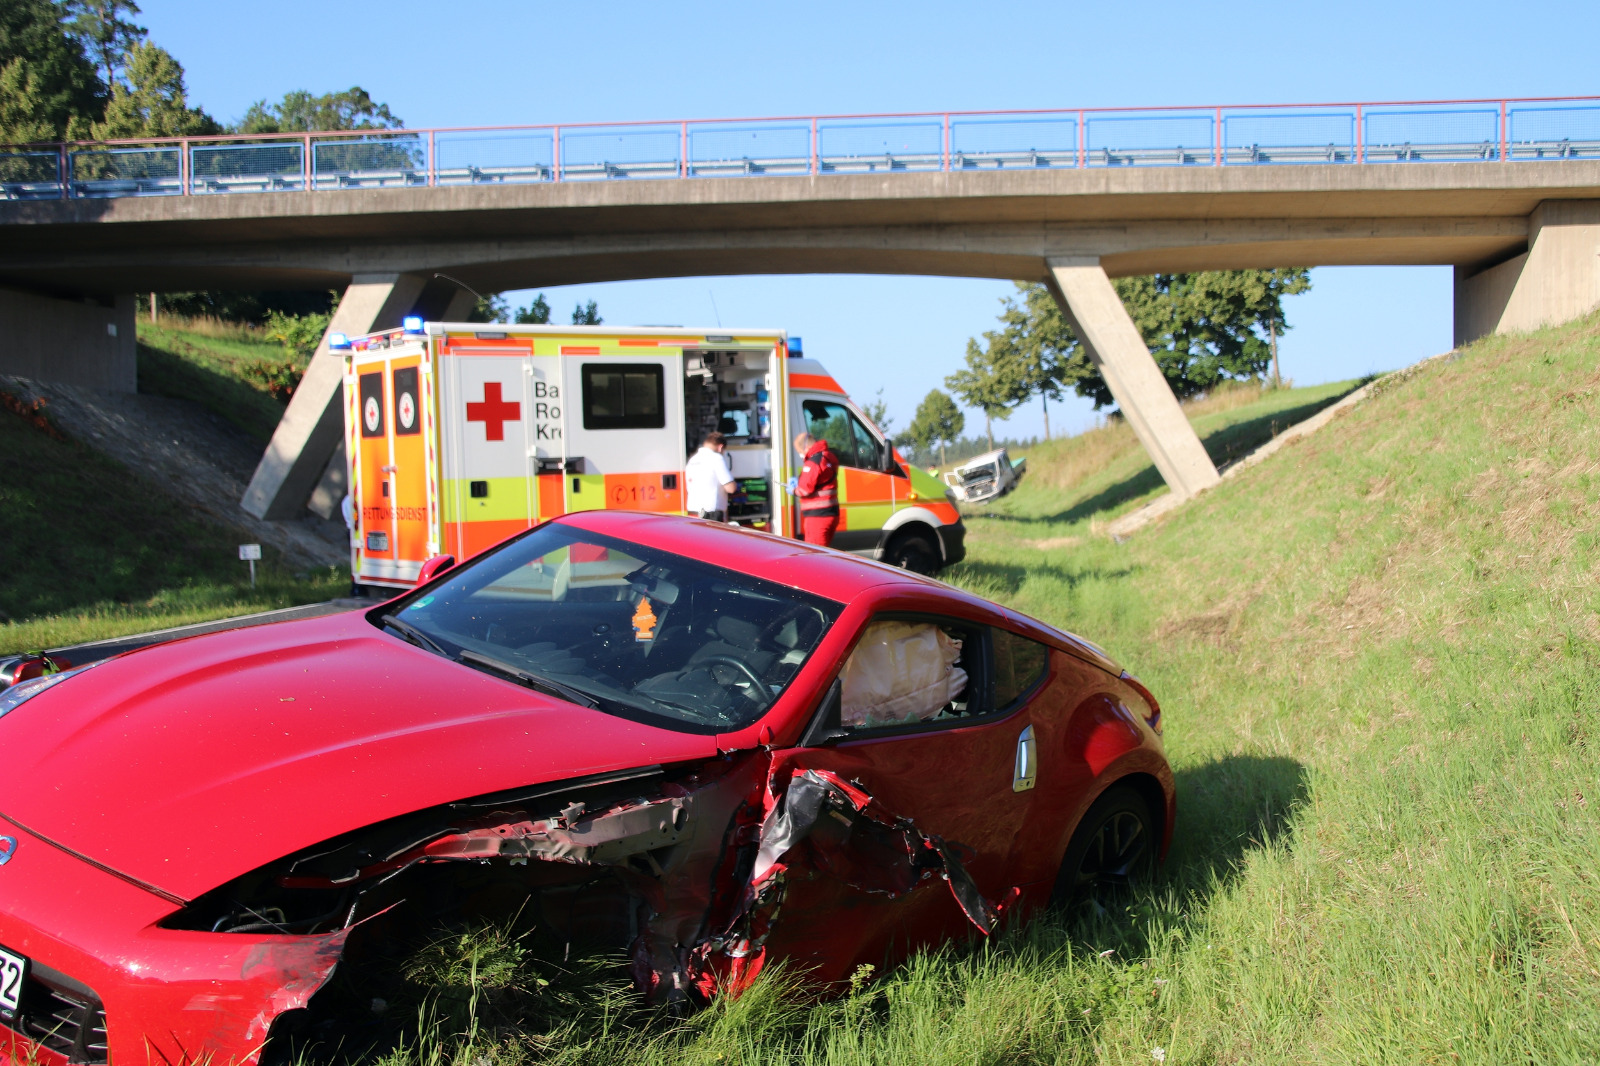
[[436, 335, 553, 559], [559, 343, 685, 514], [348, 339, 433, 588]]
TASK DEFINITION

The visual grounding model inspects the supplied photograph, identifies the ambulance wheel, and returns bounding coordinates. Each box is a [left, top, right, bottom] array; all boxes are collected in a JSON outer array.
[[883, 529, 940, 575]]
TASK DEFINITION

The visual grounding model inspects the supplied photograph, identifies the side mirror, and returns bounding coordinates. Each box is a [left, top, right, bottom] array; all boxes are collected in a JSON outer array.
[[797, 678, 848, 747], [416, 554, 456, 584]]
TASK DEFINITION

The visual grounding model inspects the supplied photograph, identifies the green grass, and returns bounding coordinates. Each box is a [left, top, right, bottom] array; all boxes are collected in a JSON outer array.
[[0, 391, 341, 654], [136, 318, 302, 443], [354, 318, 1600, 1064]]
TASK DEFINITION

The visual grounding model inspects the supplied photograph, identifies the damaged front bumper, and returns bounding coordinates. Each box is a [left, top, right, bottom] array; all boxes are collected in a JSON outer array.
[[0, 753, 1016, 1065]]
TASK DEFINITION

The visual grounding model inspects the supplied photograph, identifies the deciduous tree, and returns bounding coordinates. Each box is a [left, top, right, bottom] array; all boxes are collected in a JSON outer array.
[[92, 41, 217, 138], [235, 88, 402, 134], [63, 0, 144, 90], [515, 294, 552, 324], [572, 300, 602, 326], [908, 389, 964, 467], [0, 0, 105, 145]]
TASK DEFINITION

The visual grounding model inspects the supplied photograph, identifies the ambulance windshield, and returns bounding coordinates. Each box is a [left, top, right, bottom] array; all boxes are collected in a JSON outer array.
[[383, 526, 841, 733]]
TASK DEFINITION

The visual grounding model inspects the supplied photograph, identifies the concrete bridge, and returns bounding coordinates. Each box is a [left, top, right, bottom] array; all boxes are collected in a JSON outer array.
[[4, 98, 1600, 521]]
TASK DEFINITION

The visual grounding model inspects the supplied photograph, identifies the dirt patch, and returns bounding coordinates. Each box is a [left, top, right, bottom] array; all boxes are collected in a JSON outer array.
[[1, 375, 344, 571], [1023, 536, 1083, 551]]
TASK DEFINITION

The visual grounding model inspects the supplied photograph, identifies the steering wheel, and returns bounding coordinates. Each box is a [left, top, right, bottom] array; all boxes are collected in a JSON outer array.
[[693, 653, 767, 695]]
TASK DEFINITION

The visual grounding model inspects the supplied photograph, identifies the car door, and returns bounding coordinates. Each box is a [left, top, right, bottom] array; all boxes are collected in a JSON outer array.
[[753, 614, 1041, 983]]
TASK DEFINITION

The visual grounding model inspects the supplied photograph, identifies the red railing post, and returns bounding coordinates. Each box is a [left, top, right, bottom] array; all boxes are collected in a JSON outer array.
[[681, 120, 688, 178], [428, 129, 437, 186], [942, 113, 950, 171], [553, 126, 562, 181], [180, 137, 189, 194], [1214, 106, 1222, 165], [58, 143, 69, 199], [1355, 104, 1364, 164], [303, 134, 312, 191], [1500, 99, 1509, 162], [1077, 109, 1086, 168], [810, 117, 818, 175]]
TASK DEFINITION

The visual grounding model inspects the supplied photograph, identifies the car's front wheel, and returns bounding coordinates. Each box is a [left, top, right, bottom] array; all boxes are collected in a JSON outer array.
[[1052, 784, 1156, 912]]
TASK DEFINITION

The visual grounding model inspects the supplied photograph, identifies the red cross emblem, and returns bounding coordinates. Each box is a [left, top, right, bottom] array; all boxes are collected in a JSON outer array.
[[466, 382, 520, 441]]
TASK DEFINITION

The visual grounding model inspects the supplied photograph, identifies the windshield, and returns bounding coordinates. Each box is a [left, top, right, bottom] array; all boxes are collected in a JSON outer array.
[[380, 524, 842, 733]]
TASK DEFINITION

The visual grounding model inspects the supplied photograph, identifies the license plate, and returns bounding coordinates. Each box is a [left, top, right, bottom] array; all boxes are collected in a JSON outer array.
[[0, 945, 25, 1016]]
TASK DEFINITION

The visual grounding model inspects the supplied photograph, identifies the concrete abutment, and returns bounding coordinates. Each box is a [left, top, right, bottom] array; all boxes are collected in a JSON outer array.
[[0, 287, 136, 392], [1455, 200, 1600, 346]]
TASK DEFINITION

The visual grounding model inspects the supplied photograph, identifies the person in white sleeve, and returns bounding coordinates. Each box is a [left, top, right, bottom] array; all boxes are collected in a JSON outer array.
[[685, 431, 737, 522]]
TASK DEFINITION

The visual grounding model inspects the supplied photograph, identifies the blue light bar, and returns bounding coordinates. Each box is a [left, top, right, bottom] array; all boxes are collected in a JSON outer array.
[[328, 332, 351, 350], [402, 315, 424, 334]]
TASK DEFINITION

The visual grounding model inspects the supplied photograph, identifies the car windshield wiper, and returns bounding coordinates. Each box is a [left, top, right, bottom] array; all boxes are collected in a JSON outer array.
[[457, 650, 600, 710], [382, 614, 449, 657]]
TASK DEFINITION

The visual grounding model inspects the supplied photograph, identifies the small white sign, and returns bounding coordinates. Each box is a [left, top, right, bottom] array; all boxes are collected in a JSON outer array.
[[238, 544, 262, 561]]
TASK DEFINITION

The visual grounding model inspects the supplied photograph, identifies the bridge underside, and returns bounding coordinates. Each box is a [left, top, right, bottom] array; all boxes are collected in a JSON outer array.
[[2, 162, 1598, 521]]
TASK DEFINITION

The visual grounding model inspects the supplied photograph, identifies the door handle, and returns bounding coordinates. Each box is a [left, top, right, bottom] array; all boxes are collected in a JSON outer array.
[[1013, 724, 1037, 792]]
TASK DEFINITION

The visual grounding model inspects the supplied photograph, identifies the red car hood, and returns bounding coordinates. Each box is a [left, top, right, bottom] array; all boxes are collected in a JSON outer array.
[[0, 612, 719, 902]]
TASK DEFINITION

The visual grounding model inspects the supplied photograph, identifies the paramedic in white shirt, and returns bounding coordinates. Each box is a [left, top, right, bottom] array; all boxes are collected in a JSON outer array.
[[685, 431, 737, 522]]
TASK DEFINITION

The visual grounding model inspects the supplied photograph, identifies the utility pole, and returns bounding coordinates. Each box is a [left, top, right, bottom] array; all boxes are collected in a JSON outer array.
[[1268, 316, 1281, 388], [149, 292, 157, 324]]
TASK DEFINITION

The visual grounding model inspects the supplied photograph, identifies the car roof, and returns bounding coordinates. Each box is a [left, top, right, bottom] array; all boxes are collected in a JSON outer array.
[[554, 510, 934, 602]]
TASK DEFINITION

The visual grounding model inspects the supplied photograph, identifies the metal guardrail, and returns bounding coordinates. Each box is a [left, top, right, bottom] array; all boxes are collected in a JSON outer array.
[[3, 96, 1599, 201]]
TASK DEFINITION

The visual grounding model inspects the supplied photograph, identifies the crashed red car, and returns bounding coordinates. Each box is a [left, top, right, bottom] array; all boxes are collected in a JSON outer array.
[[0, 511, 1172, 1065]]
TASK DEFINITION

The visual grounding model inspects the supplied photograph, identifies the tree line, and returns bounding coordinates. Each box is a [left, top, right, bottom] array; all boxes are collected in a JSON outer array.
[[900, 269, 1311, 465]]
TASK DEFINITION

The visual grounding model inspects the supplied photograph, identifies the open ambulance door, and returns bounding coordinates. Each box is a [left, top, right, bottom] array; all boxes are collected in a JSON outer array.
[[559, 348, 685, 516], [347, 340, 434, 588]]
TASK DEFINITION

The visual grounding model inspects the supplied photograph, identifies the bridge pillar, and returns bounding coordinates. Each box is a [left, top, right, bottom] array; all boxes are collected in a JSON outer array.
[[242, 273, 430, 520], [1455, 200, 1600, 346], [1045, 259, 1221, 500]]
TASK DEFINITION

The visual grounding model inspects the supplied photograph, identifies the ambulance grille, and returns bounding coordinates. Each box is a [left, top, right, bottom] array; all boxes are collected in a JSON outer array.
[[12, 971, 108, 1064]]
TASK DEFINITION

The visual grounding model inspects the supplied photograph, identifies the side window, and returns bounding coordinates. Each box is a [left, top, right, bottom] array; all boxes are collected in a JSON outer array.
[[582, 363, 665, 430], [801, 399, 883, 471], [992, 627, 1050, 708], [850, 415, 884, 471], [802, 399, 857, 466], [838, 618, 984, 732]]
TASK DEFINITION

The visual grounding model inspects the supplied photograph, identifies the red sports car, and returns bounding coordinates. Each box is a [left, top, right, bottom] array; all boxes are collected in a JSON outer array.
[[0, 511, 1172, 1066]]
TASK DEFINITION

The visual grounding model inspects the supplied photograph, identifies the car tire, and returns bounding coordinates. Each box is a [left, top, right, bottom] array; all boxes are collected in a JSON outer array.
[[1051, 784, 1156, 912], [882, 528, 940, 575]]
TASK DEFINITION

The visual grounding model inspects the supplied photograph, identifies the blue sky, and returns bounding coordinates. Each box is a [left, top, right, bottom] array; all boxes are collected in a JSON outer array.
[[141, 0, 1596, 439]]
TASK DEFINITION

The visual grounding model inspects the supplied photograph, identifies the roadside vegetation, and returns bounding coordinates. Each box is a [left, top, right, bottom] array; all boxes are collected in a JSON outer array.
[[135, 316, 309, 443], [0, 355, 339, 655], [341, 317, 1600, 1064]]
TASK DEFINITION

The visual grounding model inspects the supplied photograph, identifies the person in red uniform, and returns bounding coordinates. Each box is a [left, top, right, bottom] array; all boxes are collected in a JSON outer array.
[[793, 431, 840, 547]]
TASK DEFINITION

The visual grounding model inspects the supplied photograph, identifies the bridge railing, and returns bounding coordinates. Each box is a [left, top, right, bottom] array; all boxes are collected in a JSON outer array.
[[4, 95, 1599, 200]]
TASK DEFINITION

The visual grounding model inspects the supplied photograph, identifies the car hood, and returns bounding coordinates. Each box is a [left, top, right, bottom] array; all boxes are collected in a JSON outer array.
[[0, 612, 719, 902]]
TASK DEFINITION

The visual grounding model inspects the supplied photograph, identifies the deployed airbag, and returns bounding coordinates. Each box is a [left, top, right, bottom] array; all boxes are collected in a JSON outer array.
[[840, 621, 967, 729]]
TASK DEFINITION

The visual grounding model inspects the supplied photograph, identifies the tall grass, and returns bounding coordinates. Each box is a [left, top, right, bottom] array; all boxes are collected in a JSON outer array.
[[353, 318, 1600, 1064]]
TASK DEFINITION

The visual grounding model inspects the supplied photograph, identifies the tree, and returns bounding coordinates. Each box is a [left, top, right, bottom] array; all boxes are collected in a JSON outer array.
[[0, 0, 105, 145], [514, 294, 551, 324], [946, 336, 1026, 450], [572, 300, 602, 326], [63, 0, 144, 90], [471, 295, 510, 323], [986, 270, 1313, 411], [908, 389, 964, 467], [92, 41, 218, 138], [860, 388, 893, 438], [235, 88, 402, 134]]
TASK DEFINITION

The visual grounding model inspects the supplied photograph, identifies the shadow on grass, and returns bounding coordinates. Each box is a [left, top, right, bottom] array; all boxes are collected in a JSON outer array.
[[942, 558, 1135, 599], [137, 343, 285, 444], [1038, 387, 1365, 526]]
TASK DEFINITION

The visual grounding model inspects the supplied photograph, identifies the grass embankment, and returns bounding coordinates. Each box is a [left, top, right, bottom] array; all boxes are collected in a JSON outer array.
[[136, 316, 305, 442], [372, 324, 1600, 1065], [0, 321, 337, 653]]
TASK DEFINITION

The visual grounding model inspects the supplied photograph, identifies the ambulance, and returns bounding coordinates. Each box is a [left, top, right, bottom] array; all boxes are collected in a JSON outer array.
[[341, 321, 966, 590]]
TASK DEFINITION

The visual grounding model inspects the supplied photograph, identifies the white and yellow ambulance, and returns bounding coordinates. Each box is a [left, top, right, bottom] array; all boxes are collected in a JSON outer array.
[[341, 322, 965, 590]]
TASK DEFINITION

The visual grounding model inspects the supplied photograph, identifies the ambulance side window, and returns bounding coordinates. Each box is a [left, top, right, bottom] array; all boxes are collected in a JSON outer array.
[[583, 364, 665, 430], [802, 399, 881, 470]]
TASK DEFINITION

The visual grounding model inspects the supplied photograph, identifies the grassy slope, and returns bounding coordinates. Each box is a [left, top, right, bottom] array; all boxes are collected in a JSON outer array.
[[136, 318, 301, 443], [0, 323, 338, 653], [394, 330, 1596, 1064]]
